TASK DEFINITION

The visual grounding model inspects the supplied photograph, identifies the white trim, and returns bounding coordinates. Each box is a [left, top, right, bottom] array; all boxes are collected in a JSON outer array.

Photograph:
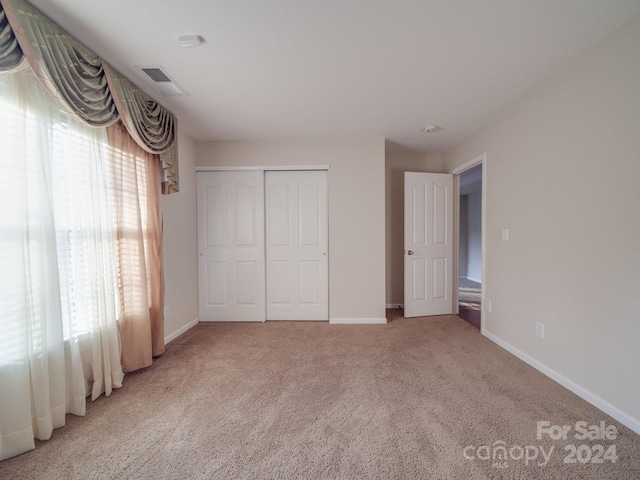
[[330, 317, 387, 325], [464, 276, 482, 284], [386, 304, 404, 309], [480, 157, 487, 334], [483, 330, 640, 436], [199, 319, 264, 323], [453, 175, 460, 314], [196, 165, 330, 172], [449, 153, 486, 175], [164, 318, 199, 345]]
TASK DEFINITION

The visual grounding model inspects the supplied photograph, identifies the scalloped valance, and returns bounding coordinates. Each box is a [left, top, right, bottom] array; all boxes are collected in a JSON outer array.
[[0, 0, 178, 193], [0, 7, 22, 70]]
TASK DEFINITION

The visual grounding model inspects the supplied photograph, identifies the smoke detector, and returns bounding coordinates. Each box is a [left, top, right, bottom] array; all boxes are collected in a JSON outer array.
[[137, 66, 188, 96], [178, 35, 203, 47], [421, 125, 441, 133]]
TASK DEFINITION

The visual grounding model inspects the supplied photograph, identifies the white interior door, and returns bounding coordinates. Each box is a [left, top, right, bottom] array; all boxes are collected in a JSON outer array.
[[404, 172, 454, 317], [266, 171, 328, 320], [197, 171, 265, 322]]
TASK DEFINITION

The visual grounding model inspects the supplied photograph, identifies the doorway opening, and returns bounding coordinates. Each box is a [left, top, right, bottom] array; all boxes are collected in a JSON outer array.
[[457, 164, 482, 328], [450, 154, 486, 331]]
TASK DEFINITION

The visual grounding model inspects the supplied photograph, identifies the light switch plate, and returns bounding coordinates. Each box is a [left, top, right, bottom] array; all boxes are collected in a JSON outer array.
[[536, 322, 544, 338]]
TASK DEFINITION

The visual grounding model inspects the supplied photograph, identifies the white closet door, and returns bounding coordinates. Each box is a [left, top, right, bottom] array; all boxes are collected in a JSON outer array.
[[197, 171, 265, 322], [266, 171, 328, 320]]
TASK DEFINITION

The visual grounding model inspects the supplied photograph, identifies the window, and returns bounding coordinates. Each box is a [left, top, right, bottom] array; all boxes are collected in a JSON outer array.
[[0, 69, 119, 349], [1, 55, 163, 464]]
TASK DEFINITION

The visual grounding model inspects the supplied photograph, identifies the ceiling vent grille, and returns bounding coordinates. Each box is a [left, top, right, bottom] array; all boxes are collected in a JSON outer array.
[[141, 67, 171, 83], [137, 65, 187, 96]]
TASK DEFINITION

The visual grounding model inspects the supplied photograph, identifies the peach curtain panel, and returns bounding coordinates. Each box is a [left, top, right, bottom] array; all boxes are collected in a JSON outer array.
[[107, 122, 165, 372]]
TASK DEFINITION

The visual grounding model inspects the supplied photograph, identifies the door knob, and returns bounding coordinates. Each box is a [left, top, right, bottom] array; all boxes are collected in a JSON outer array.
[[407, 250, 414, 255]]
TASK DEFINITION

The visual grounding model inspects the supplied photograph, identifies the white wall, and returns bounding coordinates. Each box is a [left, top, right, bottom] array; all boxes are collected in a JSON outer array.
[[385, 151, 443, 305], [466, 190, 482, 283], [196, 140, 387, 322], [161, 131, 199, 342], [444, 16, 640, 431]]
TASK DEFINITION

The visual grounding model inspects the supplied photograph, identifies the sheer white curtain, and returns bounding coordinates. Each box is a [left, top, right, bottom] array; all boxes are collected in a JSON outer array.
[[52, 104, 124, 402], [0, 66, 123, 461]]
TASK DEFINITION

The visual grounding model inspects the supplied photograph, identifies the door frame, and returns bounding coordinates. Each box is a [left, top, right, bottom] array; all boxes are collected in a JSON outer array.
[[449, 153, 487, 333], [196, 165, 330, 172]]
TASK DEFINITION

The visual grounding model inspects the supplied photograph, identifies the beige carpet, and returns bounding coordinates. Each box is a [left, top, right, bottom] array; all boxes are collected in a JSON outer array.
[[1, 312, 639, 479]]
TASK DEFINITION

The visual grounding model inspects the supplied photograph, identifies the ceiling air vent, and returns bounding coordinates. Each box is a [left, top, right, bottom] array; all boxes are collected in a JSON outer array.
[[137, 65, 188, 96]]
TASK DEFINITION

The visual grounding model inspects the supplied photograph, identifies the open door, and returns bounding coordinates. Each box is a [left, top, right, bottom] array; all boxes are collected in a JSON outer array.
[[404, 172, 454, 317]]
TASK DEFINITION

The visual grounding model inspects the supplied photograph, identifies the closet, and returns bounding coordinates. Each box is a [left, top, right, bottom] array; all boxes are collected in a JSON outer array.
[[197, 169, 328, 322]]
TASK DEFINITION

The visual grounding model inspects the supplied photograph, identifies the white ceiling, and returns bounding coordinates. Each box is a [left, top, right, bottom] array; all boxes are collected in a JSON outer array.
[[29, 0, 640, 154]]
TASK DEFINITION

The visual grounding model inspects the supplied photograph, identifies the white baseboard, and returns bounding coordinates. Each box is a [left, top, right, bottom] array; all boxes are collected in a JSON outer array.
[[386, 304, 404, 309], [164, 318, 199, 345], [330, 317, 387, 325], [465, 275, 482, 284], [483, 330, 640, 436]]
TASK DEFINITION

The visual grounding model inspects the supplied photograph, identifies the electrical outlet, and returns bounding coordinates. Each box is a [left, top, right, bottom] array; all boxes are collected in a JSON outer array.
[[502, 228, 510, 241], [485, 299, 492, 312], [535, 322, 544, 339], [164, 306, 170, 318]]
